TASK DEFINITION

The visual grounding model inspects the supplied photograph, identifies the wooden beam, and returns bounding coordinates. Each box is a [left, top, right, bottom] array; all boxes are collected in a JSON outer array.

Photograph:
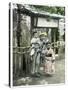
[[30, 16, 34, 37]]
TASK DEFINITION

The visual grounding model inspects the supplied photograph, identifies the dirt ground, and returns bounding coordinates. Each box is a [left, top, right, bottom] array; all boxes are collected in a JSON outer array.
[[13, 55, 65, 86]]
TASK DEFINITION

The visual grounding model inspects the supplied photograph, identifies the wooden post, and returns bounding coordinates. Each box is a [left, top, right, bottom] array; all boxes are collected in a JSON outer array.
[[54, 29, 56, 53], [30, 16, 34, 38], [16, 4, 22, 47], [48, 28, 51, 42]]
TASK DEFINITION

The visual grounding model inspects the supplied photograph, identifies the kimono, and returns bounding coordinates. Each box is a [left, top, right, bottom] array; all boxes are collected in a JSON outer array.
[[30, 37, 40, 75], [44, 48, 55, 75]]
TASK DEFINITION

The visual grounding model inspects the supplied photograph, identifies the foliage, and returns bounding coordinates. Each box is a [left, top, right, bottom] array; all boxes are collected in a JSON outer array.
[[30, 5, 65, 15]]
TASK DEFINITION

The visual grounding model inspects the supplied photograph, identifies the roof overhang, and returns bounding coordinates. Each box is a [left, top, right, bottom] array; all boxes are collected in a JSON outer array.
[[15, 5, 65, 19]]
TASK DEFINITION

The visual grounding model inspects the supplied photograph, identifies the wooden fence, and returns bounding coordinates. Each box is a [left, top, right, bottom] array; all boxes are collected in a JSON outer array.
[[13, 41, 65, 78], [13, 46, 31, 78]]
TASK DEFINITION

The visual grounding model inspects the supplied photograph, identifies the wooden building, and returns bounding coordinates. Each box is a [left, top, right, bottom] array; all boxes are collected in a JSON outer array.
[[12, 4, 65, 78], [13, 4, 65, 52]]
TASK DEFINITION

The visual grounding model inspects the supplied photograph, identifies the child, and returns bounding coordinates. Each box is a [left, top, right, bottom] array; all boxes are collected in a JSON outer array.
[[44, 42, 55, 75]]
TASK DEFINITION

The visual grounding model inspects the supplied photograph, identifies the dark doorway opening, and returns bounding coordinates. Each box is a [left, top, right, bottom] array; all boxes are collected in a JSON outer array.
[[51, 28, 59, 54]]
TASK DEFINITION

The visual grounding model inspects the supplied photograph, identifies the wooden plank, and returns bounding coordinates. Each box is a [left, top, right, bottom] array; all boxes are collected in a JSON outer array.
[[13, 46, 30, 49], [13, 51, 30, 54], [19, 54, 22, 71], [25, 52, 28, 74]]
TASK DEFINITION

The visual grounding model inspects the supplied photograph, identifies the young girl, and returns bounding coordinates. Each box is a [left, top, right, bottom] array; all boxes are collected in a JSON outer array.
[[44, 42, 55, 75]]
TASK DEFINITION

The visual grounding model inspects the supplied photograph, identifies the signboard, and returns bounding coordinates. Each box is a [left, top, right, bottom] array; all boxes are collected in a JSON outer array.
[[37, 17, 58, 27]]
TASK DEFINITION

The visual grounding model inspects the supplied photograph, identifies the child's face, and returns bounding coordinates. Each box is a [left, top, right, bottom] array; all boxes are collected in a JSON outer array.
[[47, 44, 51, 49], [40, 36, 47, 41]]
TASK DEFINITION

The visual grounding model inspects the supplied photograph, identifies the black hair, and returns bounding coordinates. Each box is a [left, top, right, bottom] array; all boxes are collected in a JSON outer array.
[[32, 31, 37, 36], [46, 41, 51, 45]]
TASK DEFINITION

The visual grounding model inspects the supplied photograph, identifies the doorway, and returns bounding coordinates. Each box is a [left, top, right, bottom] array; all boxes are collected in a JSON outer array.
[[51, 28, 59, 54]]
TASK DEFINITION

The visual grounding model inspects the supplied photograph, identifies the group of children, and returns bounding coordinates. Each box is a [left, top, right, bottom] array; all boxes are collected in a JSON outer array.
[[30, 31, 55, 76]]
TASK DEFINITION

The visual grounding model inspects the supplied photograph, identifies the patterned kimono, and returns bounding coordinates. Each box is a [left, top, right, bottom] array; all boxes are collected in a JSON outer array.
[[44, 48, 55, 75]]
